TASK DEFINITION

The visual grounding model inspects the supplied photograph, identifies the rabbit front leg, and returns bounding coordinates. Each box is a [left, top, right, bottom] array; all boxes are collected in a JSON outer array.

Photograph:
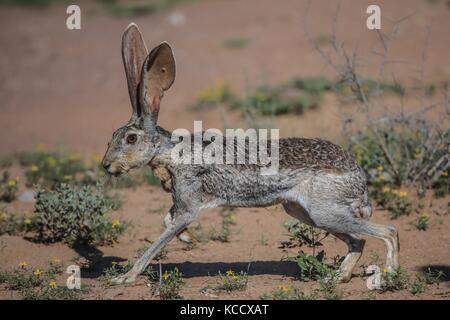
[[111, 207, 198, 285]]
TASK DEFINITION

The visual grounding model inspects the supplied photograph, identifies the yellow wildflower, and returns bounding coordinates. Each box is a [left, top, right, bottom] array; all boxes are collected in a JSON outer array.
[[31, 164, 39, 172], [18, 261, 28, 268], [383, 268, 389, 273], [382, 186, 391, 193], [111, 261, 118, 266], [51, 257, 61, 265], [376, 165, 384, 172], [111, 219, 120, 228], [7, 179, 17, 187], [442, 171, 448, 177], [49, 281, 57, 289], [63, 175, 73, 181], [398, 191, 407, 198], [278, 285, 290, 293], [0, 212, 7, 220], [162, 272, 170, 281], [231, 275, 239, 282], [377, 175, 385, 182], [226, 270, 235, 277], [34, 269, 43, 277], [23, 219, 32, 225]]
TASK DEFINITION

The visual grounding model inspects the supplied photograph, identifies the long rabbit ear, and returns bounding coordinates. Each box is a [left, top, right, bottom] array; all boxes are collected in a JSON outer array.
[[139, 42, 176, 126], [122, 23, 148, 120]]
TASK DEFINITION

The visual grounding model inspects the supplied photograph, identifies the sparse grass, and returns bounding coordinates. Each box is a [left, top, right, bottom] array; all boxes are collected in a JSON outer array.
[[0, 260, 86, 300], [187, 223, 209, 243], [0, 208, 35, 236], [260, 233, 268, 246], [261, 285, 316, 300], [318, 275, 342, 300], [411, 213, 430, 231], [0, 171, 19, 202], [223, 37, 250, 49], [99, 261, 132, 286], [421, 268, 445, 285], [209, 208, 237, 242], [33, 182, 127, 246], [101, 0, 194, 17], [147, 267, 184, 300]]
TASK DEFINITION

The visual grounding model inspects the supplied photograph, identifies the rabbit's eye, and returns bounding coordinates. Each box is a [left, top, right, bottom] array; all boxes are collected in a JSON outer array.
[[126, 134, 137, 144]]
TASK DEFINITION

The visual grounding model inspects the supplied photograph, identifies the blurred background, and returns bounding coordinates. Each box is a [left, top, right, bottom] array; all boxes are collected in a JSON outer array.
[[0, 0, 449, 154]]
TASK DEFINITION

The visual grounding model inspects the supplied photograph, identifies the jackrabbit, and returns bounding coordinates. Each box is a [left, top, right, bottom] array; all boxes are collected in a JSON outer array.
[[102, 23, 399, 285]]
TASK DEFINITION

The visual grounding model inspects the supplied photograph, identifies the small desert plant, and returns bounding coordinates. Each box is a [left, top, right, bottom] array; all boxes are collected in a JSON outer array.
[[261, 285, 316, 300], [380, 267, 410, 292], [209, 208, 237, 242], [411, 213, 430, 231], [147, 267, 184, 300], [99, 261, 132, 286], [192, 79, 240, 110], [101, 0, 192, 17], [318, 274, 342, 300], [214, 270, 248, 292], [410, 276, 426, 295], [368, 175, 413, 219], [18, 148, 87, 187], [33, 182, 126, 246], [0, 171, 19, 202], [289, 250, 337, 282], [421, 268, 445, 285], [223, 37, 250, 49], [0, 261, 85, 300], [0, 209, 35, 236], [433, 170, 449, 198], [283, 220, 329, 250]]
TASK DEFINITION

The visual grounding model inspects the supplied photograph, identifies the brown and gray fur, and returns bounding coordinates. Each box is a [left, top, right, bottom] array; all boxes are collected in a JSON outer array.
[[103, 23, 399, 285]]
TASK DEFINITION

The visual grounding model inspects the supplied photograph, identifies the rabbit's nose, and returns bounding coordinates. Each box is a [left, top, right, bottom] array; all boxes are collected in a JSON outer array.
[[102, 160, 111, 171]]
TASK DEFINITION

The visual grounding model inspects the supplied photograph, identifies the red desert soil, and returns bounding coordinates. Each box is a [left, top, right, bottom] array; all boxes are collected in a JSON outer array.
[[0, 0, 449, 299]]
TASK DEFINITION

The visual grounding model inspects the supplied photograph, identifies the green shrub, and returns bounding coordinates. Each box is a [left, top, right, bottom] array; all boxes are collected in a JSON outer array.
[[289, 250, 337, 282], [33, 182, 126, 246]]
